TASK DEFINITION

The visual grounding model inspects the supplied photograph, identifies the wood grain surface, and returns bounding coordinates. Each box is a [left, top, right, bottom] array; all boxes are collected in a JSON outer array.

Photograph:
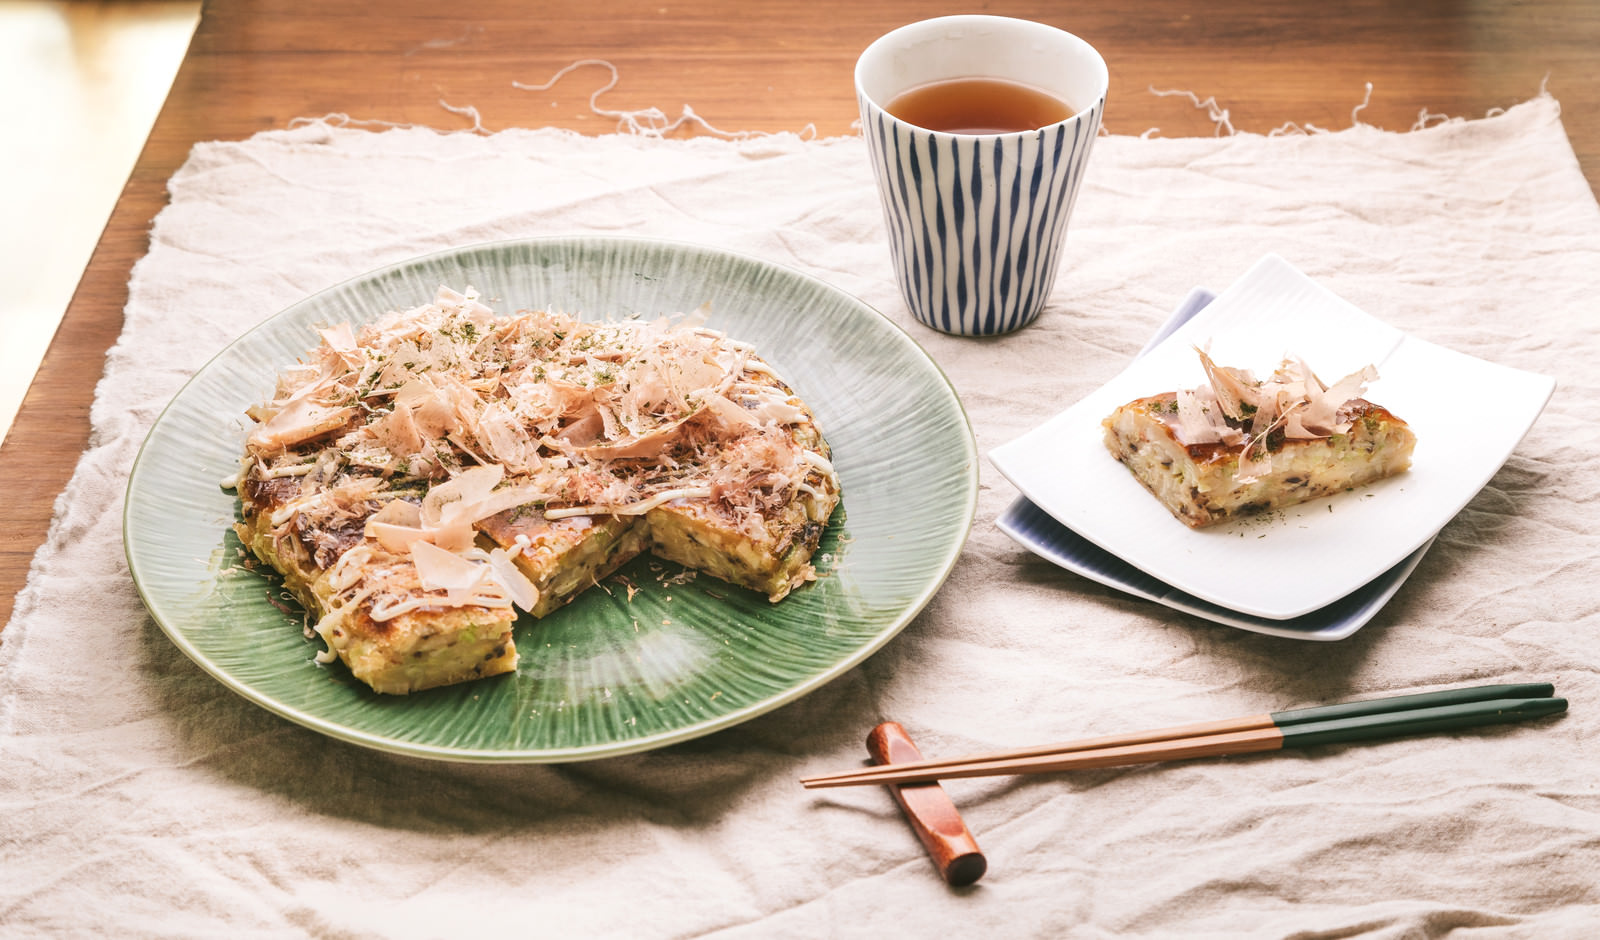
[[3, 0, 1597, 627], [866, 722, 987, 886]]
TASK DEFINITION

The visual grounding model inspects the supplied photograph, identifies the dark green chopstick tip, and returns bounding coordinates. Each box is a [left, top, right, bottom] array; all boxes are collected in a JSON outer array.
[[1270, 682, 1557, 728], [1282, 696, 1567, 750]]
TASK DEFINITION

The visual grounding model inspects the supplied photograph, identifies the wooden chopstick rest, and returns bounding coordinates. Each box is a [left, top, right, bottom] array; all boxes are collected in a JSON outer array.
[[866, 721, 987, 887]]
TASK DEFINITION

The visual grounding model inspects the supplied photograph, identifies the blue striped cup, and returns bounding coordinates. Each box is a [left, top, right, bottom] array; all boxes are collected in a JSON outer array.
[[856, 16, 1108, 336]]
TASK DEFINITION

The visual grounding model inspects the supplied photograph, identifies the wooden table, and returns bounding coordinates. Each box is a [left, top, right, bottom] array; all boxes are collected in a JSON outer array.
[[3, 0, 1596, 628]]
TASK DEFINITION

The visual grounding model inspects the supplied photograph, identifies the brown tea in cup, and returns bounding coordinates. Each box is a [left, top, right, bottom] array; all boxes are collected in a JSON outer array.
[[885, 77, 1076, 135]]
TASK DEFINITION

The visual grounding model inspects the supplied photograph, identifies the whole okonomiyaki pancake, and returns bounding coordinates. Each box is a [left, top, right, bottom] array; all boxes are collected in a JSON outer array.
[[229, 286, 841, 695]]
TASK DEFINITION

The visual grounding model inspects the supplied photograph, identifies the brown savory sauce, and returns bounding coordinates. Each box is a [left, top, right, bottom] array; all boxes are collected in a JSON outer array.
[[885, 77, 1076, 134]]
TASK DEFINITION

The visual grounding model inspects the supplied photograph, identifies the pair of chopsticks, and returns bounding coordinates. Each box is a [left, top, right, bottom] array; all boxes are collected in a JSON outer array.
[[801, 683, 1565, 789]]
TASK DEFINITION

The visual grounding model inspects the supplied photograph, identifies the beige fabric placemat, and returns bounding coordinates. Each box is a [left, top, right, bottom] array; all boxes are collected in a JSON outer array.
[[5, 95, 1600, 937]]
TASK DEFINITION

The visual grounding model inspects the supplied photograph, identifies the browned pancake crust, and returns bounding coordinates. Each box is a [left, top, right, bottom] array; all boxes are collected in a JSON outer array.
[[1103, 393, 1416, 528]]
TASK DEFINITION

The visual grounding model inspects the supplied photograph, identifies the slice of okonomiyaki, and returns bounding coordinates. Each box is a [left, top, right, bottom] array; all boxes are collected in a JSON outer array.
[[1102, 347, 1416, 528]]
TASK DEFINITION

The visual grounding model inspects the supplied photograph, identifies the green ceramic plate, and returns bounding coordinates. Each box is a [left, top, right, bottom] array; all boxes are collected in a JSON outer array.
[[124, 236, 977, 762]]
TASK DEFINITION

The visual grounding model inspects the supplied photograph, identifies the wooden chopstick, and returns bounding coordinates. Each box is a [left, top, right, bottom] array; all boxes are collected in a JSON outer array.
[[800, 683, 1562, 789], [802, 682, 1552, 787]]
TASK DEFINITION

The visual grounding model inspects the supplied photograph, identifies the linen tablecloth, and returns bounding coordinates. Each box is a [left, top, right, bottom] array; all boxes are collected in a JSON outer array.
[[5, 94, 1600, 937]]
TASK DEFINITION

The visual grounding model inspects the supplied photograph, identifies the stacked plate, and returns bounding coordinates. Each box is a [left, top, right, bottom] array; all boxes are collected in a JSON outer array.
[[990, 255, 1556, 640]]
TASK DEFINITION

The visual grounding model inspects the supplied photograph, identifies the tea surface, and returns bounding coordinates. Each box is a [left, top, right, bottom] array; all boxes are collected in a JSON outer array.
[[885, 77, 1075, 134]]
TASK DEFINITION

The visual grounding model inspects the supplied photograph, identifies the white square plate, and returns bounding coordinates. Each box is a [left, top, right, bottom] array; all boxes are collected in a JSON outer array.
[[996, 285, 1431, 640], [990, 254, 1556, 619]]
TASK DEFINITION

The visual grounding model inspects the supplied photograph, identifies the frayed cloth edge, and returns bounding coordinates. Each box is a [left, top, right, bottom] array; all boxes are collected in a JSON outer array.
[[1133, 75, 1556, 140], [277, 62, 1559, 147]]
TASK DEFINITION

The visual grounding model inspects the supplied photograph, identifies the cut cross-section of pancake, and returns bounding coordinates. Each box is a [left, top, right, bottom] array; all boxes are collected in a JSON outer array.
[[475, 507, 648, 618], [233, 466, 526, 694], [640, 366, 840, 601], [1102, 348, 1416, 528]]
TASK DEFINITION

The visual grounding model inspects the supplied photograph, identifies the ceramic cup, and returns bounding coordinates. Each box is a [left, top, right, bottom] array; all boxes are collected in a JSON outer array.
[[855, 16, 1108, 336]]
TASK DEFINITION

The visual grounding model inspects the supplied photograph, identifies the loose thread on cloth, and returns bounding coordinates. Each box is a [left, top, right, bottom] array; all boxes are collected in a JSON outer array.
[[288, 58, 819, 141], [1408, 74, 1549, 132], [437, 99, 487, 134], [1261, 83, 1374, 136], [286, 62, 1551, 149], [1143, 86, 1239, 137], [1142, 84, 1377, 137], [510, 58, 818, 140], [1140, 78, 1557, 140]]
